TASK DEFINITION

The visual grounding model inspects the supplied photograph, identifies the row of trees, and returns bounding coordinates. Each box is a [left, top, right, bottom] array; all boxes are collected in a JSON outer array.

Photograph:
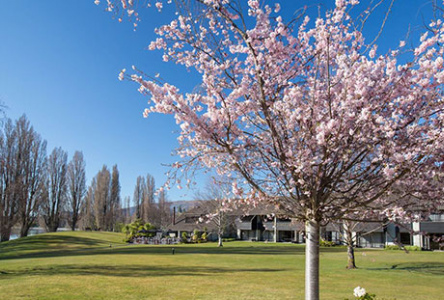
[[0, 115, 127, 241], [80, 165, 122, 231], [0, 115, 87, 241], [131, 174, 171, 230]]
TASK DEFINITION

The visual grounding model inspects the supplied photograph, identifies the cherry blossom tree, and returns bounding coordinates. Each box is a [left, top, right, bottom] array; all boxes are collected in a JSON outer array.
[[98, 1, 444, 299]]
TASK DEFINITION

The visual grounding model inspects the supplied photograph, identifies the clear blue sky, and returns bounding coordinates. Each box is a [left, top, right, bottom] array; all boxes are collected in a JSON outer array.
[[0, 0, 434, 203]]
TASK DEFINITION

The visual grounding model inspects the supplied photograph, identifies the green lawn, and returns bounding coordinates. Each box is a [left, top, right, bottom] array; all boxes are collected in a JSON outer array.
[[0, 232, 443, 299]]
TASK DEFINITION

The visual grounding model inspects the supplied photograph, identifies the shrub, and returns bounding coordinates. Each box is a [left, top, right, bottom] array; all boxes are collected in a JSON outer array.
[[201, 232, 207, 242], [384, 245, 401, 250], [192, 229, 200, 243], [121, 219, 156, 242], [181, 231, 188, 243], [320, 239, 335, 247], [385, 245, 421, 251], [404, 245, 421, 251], [121, 224, 131, 236]]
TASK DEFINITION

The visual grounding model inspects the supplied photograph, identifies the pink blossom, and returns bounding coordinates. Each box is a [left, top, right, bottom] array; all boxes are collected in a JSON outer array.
[[155, 1, 163, 11], [118, 68, 126, 81], [248, 0, 259, 9]]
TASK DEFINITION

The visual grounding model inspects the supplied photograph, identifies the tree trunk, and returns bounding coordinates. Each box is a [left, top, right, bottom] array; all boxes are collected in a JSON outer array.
[[274, 215, 277, 243], [346, 244, 357, 269], [218, 234, 223, 247], [71, 213, 78, 231], [20, 222, 31, 238], [47, 220, 58, 232], [343, 222, 357, 269], [0, 227, 11, 242], [305, 219, 320, 300]]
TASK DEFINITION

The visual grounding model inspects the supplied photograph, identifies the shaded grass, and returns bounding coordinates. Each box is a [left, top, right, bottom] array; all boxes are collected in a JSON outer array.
[[367, 262, 444, 275], [0, 232, 443, 299], [0, 264, 287, 278]]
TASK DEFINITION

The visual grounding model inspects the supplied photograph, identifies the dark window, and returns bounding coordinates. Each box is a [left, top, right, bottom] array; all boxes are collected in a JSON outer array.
[[400, 233, 411, 245]]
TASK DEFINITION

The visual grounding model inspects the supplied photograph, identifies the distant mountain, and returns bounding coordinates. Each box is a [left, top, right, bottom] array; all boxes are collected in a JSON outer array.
[[170, 200, 201, 212]]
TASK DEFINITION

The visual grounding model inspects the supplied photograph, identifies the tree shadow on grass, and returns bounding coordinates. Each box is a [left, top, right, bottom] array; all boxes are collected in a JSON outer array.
[[0, 264, 287, 279], [0, 244, 300, 260], [0, 243, 347, 261], [366, 262, 444, 275]]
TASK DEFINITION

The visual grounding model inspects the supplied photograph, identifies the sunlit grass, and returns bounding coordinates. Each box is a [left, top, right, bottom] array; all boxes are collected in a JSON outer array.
[[0, 232, 443, 299]]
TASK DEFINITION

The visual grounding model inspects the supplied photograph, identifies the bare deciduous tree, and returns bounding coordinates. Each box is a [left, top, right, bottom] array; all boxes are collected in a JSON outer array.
[[67, 151, 86, 231], [0, 119, 19, 241], [109, 164, 121, 231], [94, 165, 110, 230], [1, 116, 47, 240], [124, 195, 131, 223], [42, 147, 68, 232], [16, 116, 47, 237], [89, 164, 121, 231], [144, 174, 156, 224], [133, 175, 144, 220], [134, 174, 157, 224], [195, 178, 232, 247], [157, 189, 170, 230], [81, 179, 96, 230]]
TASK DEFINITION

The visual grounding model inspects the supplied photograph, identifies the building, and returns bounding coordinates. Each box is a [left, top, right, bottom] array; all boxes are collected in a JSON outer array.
[[167, 201, 237, 241], [235, 210, 304, 242], [412, 213, 444, 250], [168, 201, 444, 250]]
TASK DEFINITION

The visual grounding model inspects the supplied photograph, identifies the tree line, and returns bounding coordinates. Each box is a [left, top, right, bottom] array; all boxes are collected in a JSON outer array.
[[129, 174, 171, 230], [0, 114, 171, 242]]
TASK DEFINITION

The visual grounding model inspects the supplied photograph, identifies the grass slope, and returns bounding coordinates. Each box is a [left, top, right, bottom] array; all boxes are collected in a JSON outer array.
[[0, 232, 443, 299]]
